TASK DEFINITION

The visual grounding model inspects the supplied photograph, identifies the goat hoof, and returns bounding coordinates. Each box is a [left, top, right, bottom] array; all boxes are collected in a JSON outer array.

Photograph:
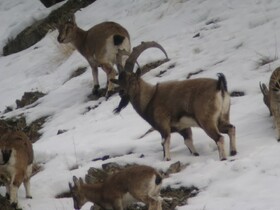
[[11, 202, 18, 209], [277, 139, 280, 142], [193, 152, 199, 156], [230, 150, 237, 156], [92, 90, 100, 96], [92, 85, 100, 96], [221, 158, 227, 161], [5, 193, 10, 200], [106, 90, 114, 99], [26, 195, 32, 199]]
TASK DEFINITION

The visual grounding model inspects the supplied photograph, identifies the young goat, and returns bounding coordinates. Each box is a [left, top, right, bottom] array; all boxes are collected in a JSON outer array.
[[260, 67, 280, 141], [57, 14, 131, 97], [69, 165, 162, 210], [112, 42, 237, 161], [0, 128, 33, 207]]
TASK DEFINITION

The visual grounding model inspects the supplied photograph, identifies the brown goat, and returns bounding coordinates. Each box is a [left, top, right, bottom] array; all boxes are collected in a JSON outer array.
[[0, 127, 33, 207], [57, 14, 131, 97], [260, 67, 280, 141], [69, 165, 162, 210], [112, 42, 236, 161]]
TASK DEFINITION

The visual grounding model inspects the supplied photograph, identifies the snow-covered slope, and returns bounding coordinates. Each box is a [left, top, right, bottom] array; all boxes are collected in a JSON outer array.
[[1, 0, 280, 209]]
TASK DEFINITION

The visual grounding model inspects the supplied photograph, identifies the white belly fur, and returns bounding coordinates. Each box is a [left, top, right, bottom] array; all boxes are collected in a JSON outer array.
[[172, 116, 198, 130], [122, 192, 138, 207]]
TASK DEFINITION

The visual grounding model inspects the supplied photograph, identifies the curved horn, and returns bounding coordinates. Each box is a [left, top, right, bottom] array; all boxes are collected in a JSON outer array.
[[124, 41, 169, 72]]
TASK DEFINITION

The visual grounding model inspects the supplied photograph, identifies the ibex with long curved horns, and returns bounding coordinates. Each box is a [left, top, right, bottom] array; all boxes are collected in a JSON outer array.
[[57, 14, 131, 98], [112, 41, 236, 161]]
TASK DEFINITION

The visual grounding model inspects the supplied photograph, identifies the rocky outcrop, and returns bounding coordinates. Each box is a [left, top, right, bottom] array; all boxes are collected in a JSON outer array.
[[3, 0, 96, 56]]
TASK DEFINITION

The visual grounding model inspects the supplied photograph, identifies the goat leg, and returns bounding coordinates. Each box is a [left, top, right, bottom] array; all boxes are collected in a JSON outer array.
[[161, 135, 171, 161]]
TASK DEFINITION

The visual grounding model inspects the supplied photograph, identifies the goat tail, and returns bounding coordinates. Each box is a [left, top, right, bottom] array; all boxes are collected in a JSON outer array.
[[155, 174, 162, 185], [1, 149, 12, 164], [216, 73, 228, 96]]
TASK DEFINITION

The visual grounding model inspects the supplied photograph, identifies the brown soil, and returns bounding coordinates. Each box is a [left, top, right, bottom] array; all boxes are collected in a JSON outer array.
[[0, 115, 48, 143]]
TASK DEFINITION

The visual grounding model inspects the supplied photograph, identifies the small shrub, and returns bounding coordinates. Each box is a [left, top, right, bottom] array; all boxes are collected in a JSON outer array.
[[256, 55, 277, 68]]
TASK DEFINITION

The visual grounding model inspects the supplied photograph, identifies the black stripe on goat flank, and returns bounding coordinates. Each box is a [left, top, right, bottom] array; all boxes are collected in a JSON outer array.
[[113, 34, 125, 46], [141, 84, 159, 128], [144, 84, 159, 114]]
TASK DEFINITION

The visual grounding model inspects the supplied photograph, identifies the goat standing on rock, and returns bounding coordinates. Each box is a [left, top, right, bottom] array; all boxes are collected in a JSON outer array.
[[112, 42, 237, 161], [57, 14, 131, 98]]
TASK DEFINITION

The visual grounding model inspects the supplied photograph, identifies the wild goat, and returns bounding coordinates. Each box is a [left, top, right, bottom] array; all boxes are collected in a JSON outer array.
[[0, 127, 33, 207], [260, 67, 280, 141], [112, 42, 236, 161], [69, 165, 163, 210], [57, 14, 131, 97]]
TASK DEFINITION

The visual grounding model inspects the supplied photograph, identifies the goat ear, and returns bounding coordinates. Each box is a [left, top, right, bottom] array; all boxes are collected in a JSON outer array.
[[73, 176, 79, 185], [136, 68, 141, 77], [69, 182, 73, 191], [66, 14, 76, 25], [110, 79, 119, 85]]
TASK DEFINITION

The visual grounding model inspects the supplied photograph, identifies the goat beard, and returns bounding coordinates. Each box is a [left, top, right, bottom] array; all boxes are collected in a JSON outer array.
[[113, 91, 130, 114]]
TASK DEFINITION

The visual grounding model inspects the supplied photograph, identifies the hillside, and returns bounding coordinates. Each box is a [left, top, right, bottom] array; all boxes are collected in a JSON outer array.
[[1, 0, 280, 209]]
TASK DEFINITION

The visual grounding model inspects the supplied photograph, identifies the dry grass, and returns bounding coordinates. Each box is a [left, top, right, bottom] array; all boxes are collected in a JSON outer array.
[[256, 55, 277, 68]]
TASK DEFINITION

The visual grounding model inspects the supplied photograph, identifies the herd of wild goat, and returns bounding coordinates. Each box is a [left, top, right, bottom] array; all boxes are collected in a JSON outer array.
[[0, 14, 280, 210]]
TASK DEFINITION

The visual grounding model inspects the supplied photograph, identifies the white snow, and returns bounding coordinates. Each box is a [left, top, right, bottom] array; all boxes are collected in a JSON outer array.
[[1, 0, 280, 209]]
